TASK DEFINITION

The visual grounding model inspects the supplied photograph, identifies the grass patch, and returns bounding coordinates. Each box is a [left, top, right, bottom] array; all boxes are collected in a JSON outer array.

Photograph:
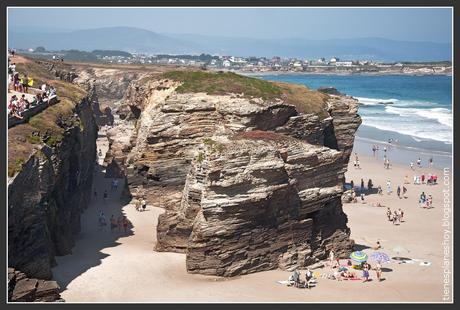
[[162, 71, 283, 100], [27, 135, 42, 144], [202, 138, 225, 154], [162, 70, 329, 119]]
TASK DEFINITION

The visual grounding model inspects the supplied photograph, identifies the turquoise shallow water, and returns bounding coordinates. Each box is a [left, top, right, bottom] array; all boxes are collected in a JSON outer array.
[[255, 74, 452, 155]]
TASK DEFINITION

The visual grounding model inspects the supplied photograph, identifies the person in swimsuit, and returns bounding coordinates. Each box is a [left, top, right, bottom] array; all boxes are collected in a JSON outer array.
[[374, 263, 382, 282]]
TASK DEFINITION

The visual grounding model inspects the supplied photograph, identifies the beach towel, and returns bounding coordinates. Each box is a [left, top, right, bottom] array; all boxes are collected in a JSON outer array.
[[276, 280, 291, 285]]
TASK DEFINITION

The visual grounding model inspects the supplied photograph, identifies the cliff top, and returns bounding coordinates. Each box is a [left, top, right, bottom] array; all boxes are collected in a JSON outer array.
[[162, 70, 329, 119], [8, 56, 88, 177]]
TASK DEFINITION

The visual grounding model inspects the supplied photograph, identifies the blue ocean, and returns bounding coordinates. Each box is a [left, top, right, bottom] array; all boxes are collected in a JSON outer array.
[[254, 74, 452, 155]]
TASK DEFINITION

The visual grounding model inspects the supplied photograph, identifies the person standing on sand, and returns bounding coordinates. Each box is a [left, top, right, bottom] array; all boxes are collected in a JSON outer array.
[[329, 249, 335, 266], [360, 179, 365, 192], [377, 185, 383, 195], [417, 158, 421, 168], [421, 174, 425, 184], [429, 157, 433, 167], [110, 215, 117, 232], [397, 186, 401, 199], [419, 192, 426, 205], [386, 208, 392, 221], [372, 145, 376, 157], [103, 190, 108, 204], [403, 186, 407, 198], [367, 179, 373, 191], [386, 180, 391, 195], [399, 208, 404, 222], [362, 264, 370, 282], [350, 180, 354, 190], [410, 162, 414, 170], [117, 216, 123, 232], [360, 193, 365, 204], [374, 262, 382, 282], [123, 217, 130, 233]]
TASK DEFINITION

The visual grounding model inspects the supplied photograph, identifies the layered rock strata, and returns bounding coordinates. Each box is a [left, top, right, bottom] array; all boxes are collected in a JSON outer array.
[[8, 90, 99, 280], [8, 268, 62, 302], [107, 76, 361, 276]]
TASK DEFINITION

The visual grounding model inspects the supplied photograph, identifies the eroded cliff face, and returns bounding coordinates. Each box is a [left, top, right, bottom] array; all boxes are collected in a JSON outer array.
[[107, 75, 361, 276], [8, 90, 99, 280]]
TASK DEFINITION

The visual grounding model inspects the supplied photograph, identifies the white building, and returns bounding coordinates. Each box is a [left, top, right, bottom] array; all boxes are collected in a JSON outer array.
[[222, 60, 231, 67], [335, 61, 353, 67]]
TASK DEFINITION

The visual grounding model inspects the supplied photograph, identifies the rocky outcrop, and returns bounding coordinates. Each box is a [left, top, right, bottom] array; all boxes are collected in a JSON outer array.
[[8, 90, 99, 280], [107, 75, 361, 276], [8, 268, 62, 302]]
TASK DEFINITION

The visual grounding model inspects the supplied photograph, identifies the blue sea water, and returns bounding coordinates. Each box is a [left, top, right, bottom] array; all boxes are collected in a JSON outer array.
[[254, 74, 452, 155]]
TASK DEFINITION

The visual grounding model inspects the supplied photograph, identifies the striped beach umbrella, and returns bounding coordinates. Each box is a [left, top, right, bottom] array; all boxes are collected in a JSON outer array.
[[370, 252, 391, 263], [349, 251, 368, 263]]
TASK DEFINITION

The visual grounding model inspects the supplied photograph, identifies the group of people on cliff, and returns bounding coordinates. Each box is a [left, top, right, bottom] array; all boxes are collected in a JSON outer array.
[[8, 54, 59, 120]]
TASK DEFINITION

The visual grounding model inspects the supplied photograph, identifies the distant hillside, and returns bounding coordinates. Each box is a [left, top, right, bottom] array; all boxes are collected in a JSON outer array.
[[8, 26, 452, 62]]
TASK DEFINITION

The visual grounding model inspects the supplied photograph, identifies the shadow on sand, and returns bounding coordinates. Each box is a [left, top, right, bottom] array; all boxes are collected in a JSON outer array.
[[52, 161, 134, 291]]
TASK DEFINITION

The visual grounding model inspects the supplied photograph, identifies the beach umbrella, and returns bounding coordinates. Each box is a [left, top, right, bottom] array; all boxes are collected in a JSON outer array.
[[369, 252, 391, 263], [392, 245, 410, 255], [349, 251, 368, 263]]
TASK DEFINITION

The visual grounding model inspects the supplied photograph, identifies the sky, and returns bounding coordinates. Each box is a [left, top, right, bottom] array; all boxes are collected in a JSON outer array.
[[8, 7, 453, 43]]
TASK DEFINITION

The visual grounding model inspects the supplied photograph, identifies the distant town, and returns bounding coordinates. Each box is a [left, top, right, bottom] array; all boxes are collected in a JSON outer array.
[[15, 47, 452, 75]]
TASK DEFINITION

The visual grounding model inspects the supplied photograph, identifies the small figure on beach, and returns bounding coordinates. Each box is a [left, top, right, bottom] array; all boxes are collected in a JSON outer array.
[[356, 160, 360, 169], [374, 262, 382, 282], [117, 216, 123, 232], [383, 146, 387, 154], [386, 207, 392, 221], [404, 175, 409, 184], [134, 198, 141, 211], [98, 212, 107, 231], [410, 162, 414, 170], [141, 197, 147, 212], [377, 185, 383, 195], [367, 179, 373, 191], [419, 192, 426, 205], [362, 263, 370, 282], [417, 158, 421, 168], [360, 179, 365, 192], [98, 149, 102, 157], [372, 145, 377, 156], [429, 157, 433, 167], [386, 180, 392, 195], [350, 180, 354, 190], [360, 193, 365, 204], [329, 249, 335, 266], [397, 186, 401, 199], [110, 215, 117, 232], [398, 208, 404, 222], [373, 241, 382, 250], [402, 186, 407, 198], [103, 190, 108, 204], [421, 174, 425, 184], [123, 217, 130, 233]]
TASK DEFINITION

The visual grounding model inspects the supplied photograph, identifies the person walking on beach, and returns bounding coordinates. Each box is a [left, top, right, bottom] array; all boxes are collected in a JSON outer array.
[[429, 157, 433, 167], [399, 208, 404, 222], [421, 174, 425, 184], [417, 158, 421, 168], [103, 190, 108, 204], [386, 180, 391, 195], [372, 145, 376, 157], [410, 162, 414, 170], [377, 185, 383, 195], [350, 180, 354, 190], [123, 217, 130, 233], [419, 192, 426, 205], [367, 179, 373, 191], [375, 262, 382, 282], [360, 193, 365, 204], [386, 207, 392, 221], [356, 160, 360, 169], [383, 146, 387, 154], [360, 179, 365, 192], [397, 186, 401, 199], [117, 216, 123, 232], [110, 215, 117, 232], [403, 186, 407, 198]]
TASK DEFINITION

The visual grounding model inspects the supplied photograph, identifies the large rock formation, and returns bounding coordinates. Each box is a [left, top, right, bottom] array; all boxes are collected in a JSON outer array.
[[8, 90, 99, 280], [8, 268, 62, 302], [107, 74, 361, 276]]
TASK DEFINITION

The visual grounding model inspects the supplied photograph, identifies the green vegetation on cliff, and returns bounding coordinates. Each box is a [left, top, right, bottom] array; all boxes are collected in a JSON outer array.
[[8, 58, 88, 177], [162, 70, 329, 119]]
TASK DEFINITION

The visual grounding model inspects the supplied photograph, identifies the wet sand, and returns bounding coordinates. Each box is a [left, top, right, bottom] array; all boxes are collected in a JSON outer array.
[[52, 133, 452, 302]]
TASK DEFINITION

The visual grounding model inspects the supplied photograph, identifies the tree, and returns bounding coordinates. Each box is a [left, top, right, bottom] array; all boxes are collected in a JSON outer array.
[[34, 46, 46, 53]]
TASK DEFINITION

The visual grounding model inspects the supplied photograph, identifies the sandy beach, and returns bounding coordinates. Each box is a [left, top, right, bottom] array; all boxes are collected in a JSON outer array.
[[51, 130, 452, 302]]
